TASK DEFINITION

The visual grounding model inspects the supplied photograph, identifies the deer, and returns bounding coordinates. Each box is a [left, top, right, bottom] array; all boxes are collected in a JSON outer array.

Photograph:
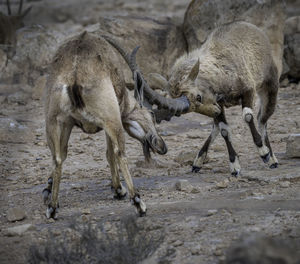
[[0, 0, 32, 59], [109, 21, 279, 176], [42, 31, 191, 219]]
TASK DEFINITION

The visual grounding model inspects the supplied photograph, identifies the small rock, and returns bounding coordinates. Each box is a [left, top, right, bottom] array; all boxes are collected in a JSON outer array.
[[279, 181, 290, 188], [7, 207, 26, 222], [286, 134, 300, 158], [191, 246, 201, 255], [5, 224, 35, 236], [214, 249, 223, 256], [174, 150, 197, 166], [81, 208, 91, 215], [280, 78, 290, 87], [186, 130, 201, 139], [172, 240, 183, 247], [175, 179, 192, 192], [207, 209, 218, 216], [80, 134, 91, 141], [216, 179, 229, 189]]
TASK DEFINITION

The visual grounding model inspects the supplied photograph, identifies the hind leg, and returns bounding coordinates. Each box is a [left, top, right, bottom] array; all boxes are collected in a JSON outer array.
[[44, 114, 73, 219], [242, 90, 271, 163], [106, 133, 127, 199], [257, 97, 278, 168], [105, 121, 146, 216]]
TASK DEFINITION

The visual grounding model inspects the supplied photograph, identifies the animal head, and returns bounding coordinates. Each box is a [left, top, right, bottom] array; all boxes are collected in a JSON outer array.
[[123, 104, 167, 155], [150, 58, 222, 118]]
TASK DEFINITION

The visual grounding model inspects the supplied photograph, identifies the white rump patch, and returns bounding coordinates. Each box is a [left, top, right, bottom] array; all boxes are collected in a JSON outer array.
[[60, 84, 71, 112]]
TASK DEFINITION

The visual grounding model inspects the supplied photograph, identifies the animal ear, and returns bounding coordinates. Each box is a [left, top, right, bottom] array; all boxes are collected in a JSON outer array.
[[147, 73, 169, 91], [188, 59, 200, 81]]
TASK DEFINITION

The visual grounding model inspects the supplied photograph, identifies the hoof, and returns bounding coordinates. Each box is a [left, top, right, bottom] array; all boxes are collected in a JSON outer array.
[[192, 166, 201, 173], [131, 194, 147, 217], [46, 206, 58, 219], [42, 188, 51, 204], [261, 152, 270, 163], [270, 162, 278, 169], [231, 171, 240, 177], [114, 191, 127, 200], [112, 186, 127, 200]]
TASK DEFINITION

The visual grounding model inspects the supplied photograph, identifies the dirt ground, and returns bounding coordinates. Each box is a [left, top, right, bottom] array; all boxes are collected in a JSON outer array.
[[1, 1, 300, 263], [0, 81, 300, 263]]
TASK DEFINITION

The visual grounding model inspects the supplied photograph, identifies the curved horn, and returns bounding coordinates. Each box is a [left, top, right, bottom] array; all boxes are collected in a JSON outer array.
[[7, 0, 11, 15], [102, 35, 190, 118], [18, 0, 23, 15]]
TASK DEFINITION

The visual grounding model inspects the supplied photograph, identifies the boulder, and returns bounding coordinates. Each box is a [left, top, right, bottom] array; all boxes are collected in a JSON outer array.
[[286, 134, 300, 158], [224, 234, 300, 264], [7, 207, 26, 222], [284, 16, 300, 80], [0, 24, 67, 88], [92, 16, 187, 85], [183, 0, 285, 76], [5, 224, 35, 237]]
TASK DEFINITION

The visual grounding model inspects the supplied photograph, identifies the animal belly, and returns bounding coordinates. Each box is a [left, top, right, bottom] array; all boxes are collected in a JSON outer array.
[[75, 120, 102, 134]]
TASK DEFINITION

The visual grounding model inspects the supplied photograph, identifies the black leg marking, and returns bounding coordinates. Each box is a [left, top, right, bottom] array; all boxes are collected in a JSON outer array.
[[42, 177, 53, 204], [46, 205, 58, 219], [131, 194, 146, 217]]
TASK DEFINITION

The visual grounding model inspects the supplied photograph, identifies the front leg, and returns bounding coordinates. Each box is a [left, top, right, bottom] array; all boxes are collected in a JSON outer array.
[[217, 110, 241, 176], [192, 122, 219, 172]]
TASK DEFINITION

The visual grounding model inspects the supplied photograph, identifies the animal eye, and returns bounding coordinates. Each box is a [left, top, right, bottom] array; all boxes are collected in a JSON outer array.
[[196, 94, 202, 103]]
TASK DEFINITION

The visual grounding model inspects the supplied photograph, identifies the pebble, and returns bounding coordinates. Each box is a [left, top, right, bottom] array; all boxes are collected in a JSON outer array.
[[81, 208, 91, 215], [4, 224, 35, 236], [172, 240, 183, 247], [207, 209, 218, 216], [216, 179, 229, 189], [7, 207, 26, 222], [279, 181, 290, 188], [214, 249, 223, 256], [174, 180, 192, 192]]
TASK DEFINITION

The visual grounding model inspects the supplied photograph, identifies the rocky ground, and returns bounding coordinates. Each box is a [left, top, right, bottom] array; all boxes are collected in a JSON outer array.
[[0, 1, 300, 264], [0, 81, 300, 263]]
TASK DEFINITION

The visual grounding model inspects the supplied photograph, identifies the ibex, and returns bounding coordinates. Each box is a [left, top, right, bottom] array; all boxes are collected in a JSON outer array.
[[115, 21, 279, 176], [42, 31, 190, 219], [0, 0, 31, 59]]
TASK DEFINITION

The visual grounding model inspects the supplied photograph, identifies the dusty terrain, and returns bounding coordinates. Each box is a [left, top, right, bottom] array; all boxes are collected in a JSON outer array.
[[1, 82, 300, 263], [0, 1, 300, 264]]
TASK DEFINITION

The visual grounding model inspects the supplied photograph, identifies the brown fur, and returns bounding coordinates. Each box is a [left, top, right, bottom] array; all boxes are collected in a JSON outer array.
[[44, 32, 167, 218], [152, 22, 279, 174]]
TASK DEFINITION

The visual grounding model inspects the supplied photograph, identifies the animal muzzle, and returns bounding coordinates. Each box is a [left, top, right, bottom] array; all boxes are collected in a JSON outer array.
[[146, 133, 168, 155]]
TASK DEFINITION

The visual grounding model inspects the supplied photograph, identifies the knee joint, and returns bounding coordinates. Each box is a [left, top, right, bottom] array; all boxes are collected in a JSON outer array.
[[219, 122, 230, 138], [243, 107, 253, 123]]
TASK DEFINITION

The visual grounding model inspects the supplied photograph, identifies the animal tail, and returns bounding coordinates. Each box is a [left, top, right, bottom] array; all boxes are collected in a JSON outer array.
[[67, 83, 85, 109]]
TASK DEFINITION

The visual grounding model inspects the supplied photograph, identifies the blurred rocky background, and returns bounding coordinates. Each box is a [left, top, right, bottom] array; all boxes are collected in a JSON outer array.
[[1, 1, 300, 264], [0, 0, 299, 104]]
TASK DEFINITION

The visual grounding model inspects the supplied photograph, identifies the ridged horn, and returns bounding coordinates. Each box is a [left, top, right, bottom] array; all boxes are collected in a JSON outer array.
[[102, 35, 190, 118]]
